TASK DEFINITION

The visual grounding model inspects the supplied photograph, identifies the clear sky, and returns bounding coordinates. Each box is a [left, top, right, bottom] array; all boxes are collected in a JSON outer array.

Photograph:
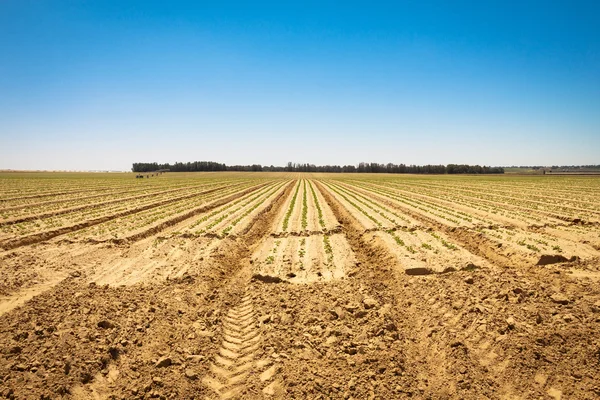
[[1, 1, 599, 171]]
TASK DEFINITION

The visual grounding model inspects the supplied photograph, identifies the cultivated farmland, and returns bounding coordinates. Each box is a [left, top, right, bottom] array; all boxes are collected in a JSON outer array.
[[0, 172, 599, 399]]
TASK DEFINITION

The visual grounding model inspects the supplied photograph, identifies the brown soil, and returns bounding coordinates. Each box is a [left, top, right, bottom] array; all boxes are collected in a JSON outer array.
[[1, 175, 599, 400]]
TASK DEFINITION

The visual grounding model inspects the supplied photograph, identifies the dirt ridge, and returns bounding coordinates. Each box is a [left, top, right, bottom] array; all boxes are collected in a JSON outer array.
[[269, 226, 343, 238]]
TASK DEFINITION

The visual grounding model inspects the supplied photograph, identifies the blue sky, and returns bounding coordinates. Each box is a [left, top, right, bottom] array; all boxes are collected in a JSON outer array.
[[1, 1, 599, 170]]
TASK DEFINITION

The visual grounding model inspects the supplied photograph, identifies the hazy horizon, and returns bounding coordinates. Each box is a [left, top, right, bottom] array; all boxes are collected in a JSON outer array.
[[1, 1, 599, 171]]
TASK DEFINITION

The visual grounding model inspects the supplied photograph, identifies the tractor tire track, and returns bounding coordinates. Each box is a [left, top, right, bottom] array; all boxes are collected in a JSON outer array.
[[199, 185, 295, 399], [203, 294, 264, 399]]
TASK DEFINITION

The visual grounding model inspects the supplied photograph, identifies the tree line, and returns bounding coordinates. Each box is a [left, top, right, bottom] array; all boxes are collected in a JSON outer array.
[[132, 161, 227, 172], [509, 165, 600, 169], [132, 161, 504, 174]]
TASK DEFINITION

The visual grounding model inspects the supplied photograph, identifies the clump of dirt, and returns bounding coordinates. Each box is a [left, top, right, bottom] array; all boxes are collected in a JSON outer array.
[[537, 254, 570, 265], [0, 252, 43, 296]]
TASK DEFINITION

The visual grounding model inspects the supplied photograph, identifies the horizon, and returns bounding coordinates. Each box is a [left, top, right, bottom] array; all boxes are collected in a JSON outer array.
[[1, 1, 599, 170], [3, 160, 599, 174]]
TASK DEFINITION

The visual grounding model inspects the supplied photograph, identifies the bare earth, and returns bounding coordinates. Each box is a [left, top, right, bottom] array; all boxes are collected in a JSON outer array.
[[0, 172, 599, 399]]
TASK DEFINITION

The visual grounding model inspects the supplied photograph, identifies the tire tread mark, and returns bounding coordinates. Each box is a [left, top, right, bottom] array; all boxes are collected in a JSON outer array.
[[203, 294, 278, 399]]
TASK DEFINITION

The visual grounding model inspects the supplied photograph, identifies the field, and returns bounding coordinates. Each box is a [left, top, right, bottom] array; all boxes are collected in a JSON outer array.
[[1, 172, 599, 399]]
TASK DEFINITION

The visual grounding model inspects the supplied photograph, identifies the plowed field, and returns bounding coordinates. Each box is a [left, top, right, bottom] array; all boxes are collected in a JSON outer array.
[[1, 172, 599, 399]]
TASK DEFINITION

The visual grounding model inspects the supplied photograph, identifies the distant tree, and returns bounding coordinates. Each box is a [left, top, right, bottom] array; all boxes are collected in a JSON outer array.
[[132, 161, 505, 174]]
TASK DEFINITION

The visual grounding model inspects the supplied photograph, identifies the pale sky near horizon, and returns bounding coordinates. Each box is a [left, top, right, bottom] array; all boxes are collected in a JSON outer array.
[[1, 1, 599, 171]]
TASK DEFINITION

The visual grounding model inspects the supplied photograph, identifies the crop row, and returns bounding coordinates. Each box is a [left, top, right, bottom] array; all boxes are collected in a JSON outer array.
[[341, 180, 481, 226], [282, 180, 302, 232], [220, 181, 289, 237], [366, 179, 597, 222], [301, 180, 308, 230], [323, 181, 415, 227], [344, 179, 539, 226], [183, 182, 282, 235], [0, 179, 248, 221], [0, 176, 187, 202], [308, 181, 326, 229], [385, 180, 581, 225], [66, 182, 267, 241], [321, 181, 442, 256], [307, 181, 336, 264], [421, 180, 600, 209], [320, 180, 526, 267], [329, 178, 596, 262], [0, 181, 258, 242]]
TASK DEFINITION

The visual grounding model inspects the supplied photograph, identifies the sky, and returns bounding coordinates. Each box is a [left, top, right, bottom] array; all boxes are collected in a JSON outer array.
[[1, 1, 599, 171]]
